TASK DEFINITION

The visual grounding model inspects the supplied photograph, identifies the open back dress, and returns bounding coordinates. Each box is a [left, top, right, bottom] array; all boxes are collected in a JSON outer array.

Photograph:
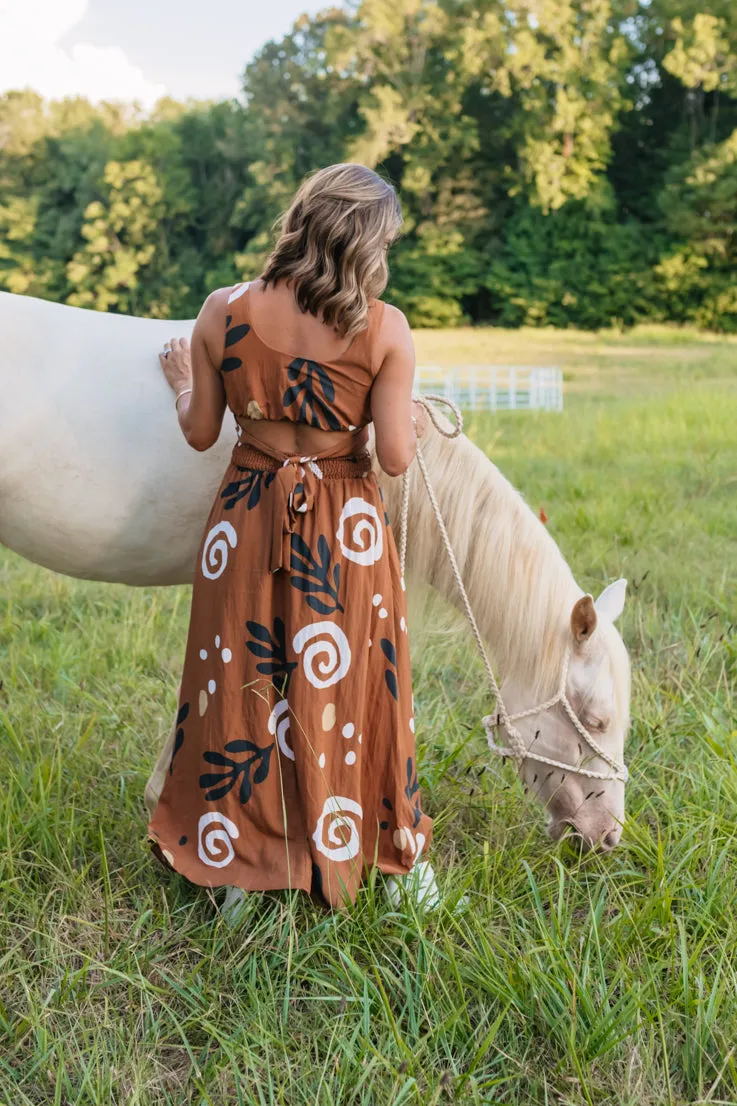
[[148, 283, 432, 907]]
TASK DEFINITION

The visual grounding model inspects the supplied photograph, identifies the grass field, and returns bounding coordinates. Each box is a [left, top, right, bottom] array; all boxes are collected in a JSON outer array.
[[1, 325, 736, 1105]]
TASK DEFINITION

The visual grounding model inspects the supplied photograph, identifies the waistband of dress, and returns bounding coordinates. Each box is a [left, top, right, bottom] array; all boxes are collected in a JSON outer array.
[[231, 442, 373, 478]]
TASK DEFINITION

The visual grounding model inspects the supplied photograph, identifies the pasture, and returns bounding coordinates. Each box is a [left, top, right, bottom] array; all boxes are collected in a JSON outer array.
[[1, 325, 736, 1105]]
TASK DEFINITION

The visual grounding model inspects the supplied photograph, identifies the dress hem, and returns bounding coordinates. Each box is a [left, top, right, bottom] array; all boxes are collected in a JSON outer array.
[[148, 835, 426, 899]]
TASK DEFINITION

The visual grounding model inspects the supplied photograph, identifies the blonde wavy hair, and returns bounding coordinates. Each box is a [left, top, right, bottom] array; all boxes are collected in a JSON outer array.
[[260, 163, 402, 339]]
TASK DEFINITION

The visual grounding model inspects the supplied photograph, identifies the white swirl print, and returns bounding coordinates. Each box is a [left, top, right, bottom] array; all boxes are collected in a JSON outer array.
[[393, 826, 426, 865], [201, 521, 238, 580], [312, 796, 363, 862], [336, 497, 384, 566], [268, 699, 294, 761], [197, 811, 240, 868], [293, 622, 351, 689]]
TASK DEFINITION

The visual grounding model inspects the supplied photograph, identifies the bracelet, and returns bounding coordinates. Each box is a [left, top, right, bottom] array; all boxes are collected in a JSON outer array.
[[174, 387, 192, 409]]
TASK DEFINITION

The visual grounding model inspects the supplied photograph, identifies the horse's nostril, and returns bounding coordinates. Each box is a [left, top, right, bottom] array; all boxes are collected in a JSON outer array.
[[601, 829, 621, 851]]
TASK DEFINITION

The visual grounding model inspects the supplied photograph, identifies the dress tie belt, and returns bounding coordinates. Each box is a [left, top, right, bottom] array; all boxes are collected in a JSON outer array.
[[230, 435, 373, 574], [269, 458, 321, 574]]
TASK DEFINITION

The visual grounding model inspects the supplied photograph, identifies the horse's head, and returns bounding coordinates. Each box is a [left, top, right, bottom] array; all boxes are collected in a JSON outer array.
[[492, 579, 630, 852]]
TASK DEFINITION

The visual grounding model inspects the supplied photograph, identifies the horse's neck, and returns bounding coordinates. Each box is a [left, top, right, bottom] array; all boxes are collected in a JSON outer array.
[[389, 425, 579, 696]]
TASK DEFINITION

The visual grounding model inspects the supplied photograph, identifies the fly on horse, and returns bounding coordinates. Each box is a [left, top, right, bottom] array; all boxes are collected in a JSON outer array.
[[0, 290, 630, 850]]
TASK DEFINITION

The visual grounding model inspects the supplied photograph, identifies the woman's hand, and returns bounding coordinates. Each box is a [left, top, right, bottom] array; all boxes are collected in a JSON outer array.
[[159, 337, 192, 394]]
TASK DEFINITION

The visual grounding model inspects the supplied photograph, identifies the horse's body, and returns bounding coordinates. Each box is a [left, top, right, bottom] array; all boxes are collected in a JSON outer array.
[[0, 291, 229, 585], [0, 291, 631, 849]]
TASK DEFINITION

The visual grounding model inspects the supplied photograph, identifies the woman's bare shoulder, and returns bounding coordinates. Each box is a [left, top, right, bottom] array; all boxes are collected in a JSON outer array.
[[195, 287, 234, 362], [203, 286, 236, 313], [378, 301, 410, 332], [374, 302, 413, 369]]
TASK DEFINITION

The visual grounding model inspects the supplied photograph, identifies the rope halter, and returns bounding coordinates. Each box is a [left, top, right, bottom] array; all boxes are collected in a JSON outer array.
[[401, 394, 629, 787], [483, 650, 628, 783]]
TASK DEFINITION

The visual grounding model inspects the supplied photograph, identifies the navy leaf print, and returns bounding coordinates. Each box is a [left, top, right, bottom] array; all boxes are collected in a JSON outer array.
[[169, 701, 189, 774], [221, 468, 276, 511], [197, 777, 234, 802], [246, 617, 297, 694], [252, 755, 271, 786], [282, 358, 341, 430], [221, 316, 250, 371], [221, 357, 242, 373], [200, 750, 234, 767], [222, 740, 252, 753], [378, 489, 390, 527], [289, 533, 344, 615], [225, 323, 250, 348], [379, 796, 393, 831], [405, 758, 422, 828], [248, 622, 273, 643], [380, 638, 399, 700], [199, 738, 273, 804]]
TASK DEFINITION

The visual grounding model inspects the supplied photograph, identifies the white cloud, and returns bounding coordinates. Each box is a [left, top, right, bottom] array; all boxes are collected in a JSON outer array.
[[0, 0, 166, 106]]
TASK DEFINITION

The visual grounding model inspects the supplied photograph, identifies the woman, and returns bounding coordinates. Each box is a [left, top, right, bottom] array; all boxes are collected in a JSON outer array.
[[149, 163, 432, 910]]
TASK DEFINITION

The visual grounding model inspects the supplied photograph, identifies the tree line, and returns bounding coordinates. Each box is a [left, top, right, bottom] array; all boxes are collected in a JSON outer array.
[[1, 0, 735, 330]]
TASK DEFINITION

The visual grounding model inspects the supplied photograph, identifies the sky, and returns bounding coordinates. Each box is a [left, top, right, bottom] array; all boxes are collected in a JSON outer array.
[[0, 0, 332, 106]]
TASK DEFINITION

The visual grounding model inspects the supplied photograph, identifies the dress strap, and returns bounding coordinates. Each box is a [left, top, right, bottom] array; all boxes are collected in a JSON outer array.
[[226, 281, 252, 309]]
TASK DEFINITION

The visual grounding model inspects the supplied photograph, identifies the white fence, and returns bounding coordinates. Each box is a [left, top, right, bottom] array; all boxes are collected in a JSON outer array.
[[415, 365, 563, 412]]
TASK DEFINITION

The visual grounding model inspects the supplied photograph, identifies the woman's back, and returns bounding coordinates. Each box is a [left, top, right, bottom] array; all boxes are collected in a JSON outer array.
[[248, 279, 368, 364], [218, 279, 384, 460]]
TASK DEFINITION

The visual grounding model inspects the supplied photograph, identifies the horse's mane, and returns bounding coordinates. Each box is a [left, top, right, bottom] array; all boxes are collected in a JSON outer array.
[[381, 419, 580, 699]]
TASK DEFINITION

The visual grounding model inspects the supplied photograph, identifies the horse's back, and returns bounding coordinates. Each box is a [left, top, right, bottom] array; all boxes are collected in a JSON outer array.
[[0, 292, 233, 584]]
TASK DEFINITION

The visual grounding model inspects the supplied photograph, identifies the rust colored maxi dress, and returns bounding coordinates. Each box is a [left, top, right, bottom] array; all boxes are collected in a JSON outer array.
[[148, 283, 432, 907]]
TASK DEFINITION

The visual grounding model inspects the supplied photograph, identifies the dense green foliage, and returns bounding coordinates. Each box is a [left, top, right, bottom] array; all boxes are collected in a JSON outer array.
[[2, 328, 736, 1102], [2, 0, 737, 330]]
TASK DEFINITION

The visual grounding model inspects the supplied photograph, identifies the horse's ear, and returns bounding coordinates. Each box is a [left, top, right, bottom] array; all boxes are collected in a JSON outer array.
[[571, 594, 597, 645], [594, 578, 627, 623]]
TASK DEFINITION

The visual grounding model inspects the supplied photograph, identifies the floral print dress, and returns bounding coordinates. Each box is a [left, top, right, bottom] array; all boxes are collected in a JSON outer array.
[[148, 283, 431, 907]]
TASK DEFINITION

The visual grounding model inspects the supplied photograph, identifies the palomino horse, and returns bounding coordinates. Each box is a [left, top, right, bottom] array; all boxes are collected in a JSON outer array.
[[0, 291, 630, 849]]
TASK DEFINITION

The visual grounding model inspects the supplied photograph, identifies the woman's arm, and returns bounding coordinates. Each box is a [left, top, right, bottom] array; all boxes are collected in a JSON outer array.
[[370, 305, 422, 477], [159, 288, 229, 452]]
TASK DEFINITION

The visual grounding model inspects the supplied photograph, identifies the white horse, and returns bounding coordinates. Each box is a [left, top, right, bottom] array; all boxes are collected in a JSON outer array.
[[0, 291, 631, 850]]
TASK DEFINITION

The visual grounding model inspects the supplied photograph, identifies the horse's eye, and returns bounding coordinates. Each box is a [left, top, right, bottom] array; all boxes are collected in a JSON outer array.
[[584, 715, 609, 732]]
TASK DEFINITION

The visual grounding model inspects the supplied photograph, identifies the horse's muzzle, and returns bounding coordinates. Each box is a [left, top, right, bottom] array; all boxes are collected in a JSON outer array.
[[548, 819, 623, 853]]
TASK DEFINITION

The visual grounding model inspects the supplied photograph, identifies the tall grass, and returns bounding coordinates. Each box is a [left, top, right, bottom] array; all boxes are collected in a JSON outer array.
[[1, 325, 735, 1104]]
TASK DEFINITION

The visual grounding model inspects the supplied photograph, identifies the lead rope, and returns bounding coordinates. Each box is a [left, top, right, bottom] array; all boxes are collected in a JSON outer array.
[[400, 396, 526, 763], [399, 395, 628, 784]]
